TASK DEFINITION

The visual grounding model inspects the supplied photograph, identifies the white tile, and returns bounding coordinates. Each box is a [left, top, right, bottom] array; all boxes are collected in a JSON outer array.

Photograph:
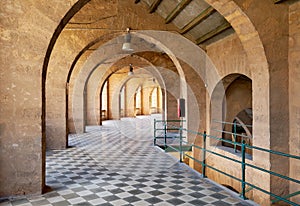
[[96, 191, 113, 197], [67, 197, 86, 204], [111, 199, 128, 206], [47, 196, 65, 203], [77, 190, 94, 196], [89, 198, 107, 205], [199, 196, 219, 203]]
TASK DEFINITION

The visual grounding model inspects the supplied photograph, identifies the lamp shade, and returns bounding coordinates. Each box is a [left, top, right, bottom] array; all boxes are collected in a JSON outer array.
[[122, 42, 133, 52], [122, 31, 133, 52]]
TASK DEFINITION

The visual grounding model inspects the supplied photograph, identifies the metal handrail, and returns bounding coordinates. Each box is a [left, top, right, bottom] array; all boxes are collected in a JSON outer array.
[[153, 119, 300, 206], [213, 119, 253, 127]]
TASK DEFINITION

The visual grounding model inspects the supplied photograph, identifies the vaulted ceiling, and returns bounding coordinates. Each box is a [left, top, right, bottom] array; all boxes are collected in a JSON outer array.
[[137, 0, 234, 47], [62, 0, 292, 52]]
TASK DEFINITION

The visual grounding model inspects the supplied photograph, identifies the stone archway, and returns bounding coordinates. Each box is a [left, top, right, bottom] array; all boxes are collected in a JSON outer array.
[[41, 1, 271, 202]]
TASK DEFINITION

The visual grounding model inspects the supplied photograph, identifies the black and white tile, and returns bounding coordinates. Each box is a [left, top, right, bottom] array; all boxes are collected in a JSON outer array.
[[0, 116, 254, 206]]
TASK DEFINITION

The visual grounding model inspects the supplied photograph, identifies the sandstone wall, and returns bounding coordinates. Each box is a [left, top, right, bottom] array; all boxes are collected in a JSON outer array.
[[289, 1, 300, 204]]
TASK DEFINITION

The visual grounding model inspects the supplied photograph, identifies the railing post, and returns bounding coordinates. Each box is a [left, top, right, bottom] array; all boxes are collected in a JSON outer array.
[[202, 131, 207, 178], [234, 121, 237, 153], [164, 121, 167, 149], [241, 140, 247, 200], [154, 119, 156, 145], [179, 123, 183, 162]]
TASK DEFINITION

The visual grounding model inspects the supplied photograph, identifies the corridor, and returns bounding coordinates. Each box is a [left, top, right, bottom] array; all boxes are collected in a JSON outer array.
[[1, 117, 254, 206]]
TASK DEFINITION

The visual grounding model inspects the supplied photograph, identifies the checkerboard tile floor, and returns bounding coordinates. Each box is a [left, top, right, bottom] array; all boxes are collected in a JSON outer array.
[[0, 116, 254, 206]]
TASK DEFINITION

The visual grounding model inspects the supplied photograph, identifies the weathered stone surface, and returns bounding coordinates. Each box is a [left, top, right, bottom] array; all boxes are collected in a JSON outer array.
[[0, 1, 299, 205]]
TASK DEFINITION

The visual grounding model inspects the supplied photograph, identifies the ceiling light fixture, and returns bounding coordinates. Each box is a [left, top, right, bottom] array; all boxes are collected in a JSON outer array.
[[128, 64, 134, 76], [122, 28, 133, 52]]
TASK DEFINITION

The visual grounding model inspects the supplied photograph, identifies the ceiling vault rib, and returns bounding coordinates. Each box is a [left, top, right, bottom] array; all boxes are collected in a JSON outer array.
[[180, 6, 216, 34], [165, 0, 192, 24], [196, 21, 231, 44], [149, 0, 163, 13]]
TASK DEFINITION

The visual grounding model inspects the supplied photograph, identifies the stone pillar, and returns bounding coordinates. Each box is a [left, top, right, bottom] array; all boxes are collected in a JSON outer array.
[[289, 2, 300, 204], [0, 0, 71, 196]]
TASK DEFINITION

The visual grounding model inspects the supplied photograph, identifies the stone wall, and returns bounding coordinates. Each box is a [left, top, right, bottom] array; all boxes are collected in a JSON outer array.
[[289, 1, 300, 204], [0, 0, 299, 203], [0, 0, 74, 196]]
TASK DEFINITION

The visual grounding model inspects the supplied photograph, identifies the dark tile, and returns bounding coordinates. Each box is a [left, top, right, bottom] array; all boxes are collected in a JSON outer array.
[[113, 183, 128, 187], [103, 195, 120, 202], [153, 179, 166, 183], [145, 197, 163, 204], [128, 189, 144, 195], [135, 178, 149, 183], [148, 190, 164, 196], [168, 191, 184, 197], [109, 188, 125, 194], [132, 183, 147, 188], [52, 200, 71, 206], [73, 202, 92, 206], [72, 187, 86, 192], [189, 199, 207, 205], [189, 185, 205, 191], [208, 187, 223, 192], [82, 194, 99, 201], [171, 180, 184, 184], [170, 185, 184, 190], [43, 192, 60, 198], [151, 184, 165, 189], [213, 200, 232, 206], [102, 177, 115, 181], [210, 193, 228, 199], [167, 198, 185, 205], [189, 192, 205, 198], [90, 188, 105, 193], [123, 196, 141, 203]]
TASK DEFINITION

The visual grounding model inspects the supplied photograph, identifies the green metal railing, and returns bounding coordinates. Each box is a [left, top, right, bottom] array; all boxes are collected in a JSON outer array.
[[212, 119, 252, 153], [154, 119, 186, 162], [153, 119, 300, 206]]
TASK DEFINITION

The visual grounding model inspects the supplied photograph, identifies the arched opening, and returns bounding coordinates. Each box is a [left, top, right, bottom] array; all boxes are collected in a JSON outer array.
[[150, 86, 162, 114], [101, 80, 108, 121], [120, 85, 126, 118], [134, 85, 142, 116], [39, 1, 270, 204], [222, 75, 252, 155]]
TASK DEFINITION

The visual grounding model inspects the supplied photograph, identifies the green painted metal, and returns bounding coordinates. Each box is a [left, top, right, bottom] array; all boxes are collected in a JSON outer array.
[[213, 119, 252, 128], [154, 119, 157, 145], [164, 123, 167, 148], [179, 124, 183, 162], [233, 122, 237, 153], [153, 120, 300, 206], [202, 131, 207, 178], [241, 141, 247, 200], [242, 186, 254, 195], [271, 190, 300, 204], [155, 119, 186, 122], [165, 145, 192, 152]]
